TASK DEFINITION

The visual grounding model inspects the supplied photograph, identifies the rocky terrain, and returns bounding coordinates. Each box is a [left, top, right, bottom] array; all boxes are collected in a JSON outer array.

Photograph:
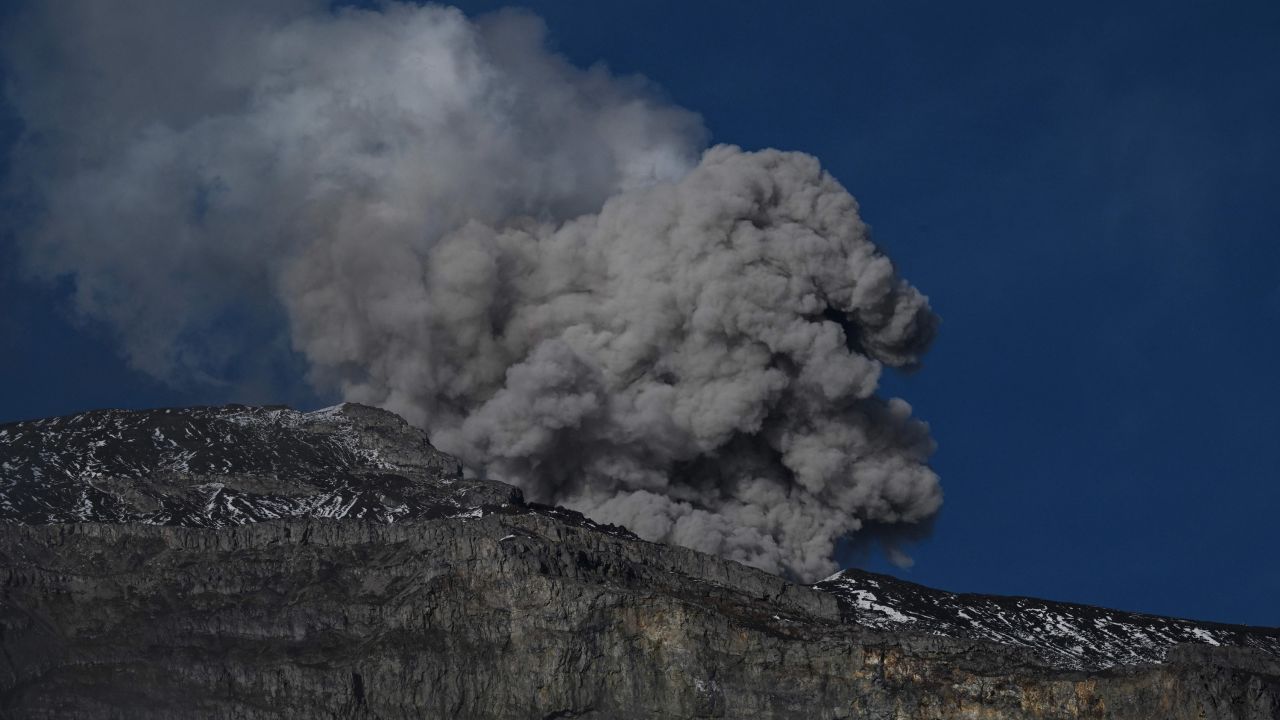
[[2, 404, 1278, 719]]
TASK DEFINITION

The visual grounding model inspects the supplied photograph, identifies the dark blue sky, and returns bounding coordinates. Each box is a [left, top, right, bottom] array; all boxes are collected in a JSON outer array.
[[3, 0, 1279, 625]]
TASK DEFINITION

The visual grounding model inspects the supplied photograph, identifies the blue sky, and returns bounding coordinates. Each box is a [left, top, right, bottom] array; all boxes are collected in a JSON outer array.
[[3, 0, 1279, 625]]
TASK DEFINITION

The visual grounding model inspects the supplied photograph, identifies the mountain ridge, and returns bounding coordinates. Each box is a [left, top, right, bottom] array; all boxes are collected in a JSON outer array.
[[2, 404, 1277, 718]]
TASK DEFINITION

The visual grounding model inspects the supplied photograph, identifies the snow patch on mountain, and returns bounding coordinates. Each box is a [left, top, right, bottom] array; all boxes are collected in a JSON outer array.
[[814, 569, 1280, 670], [0, 404, 501, 527]]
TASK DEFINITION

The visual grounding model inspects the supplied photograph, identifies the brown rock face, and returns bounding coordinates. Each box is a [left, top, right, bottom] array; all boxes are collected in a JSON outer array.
[[1, 405, 1277, 718]]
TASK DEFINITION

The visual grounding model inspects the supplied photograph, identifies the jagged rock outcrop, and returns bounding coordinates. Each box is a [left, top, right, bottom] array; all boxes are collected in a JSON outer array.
[[2, 405, 1278, 719]]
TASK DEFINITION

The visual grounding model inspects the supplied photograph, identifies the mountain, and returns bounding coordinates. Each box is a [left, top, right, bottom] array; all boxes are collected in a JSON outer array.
[[2, 404, 1277, 719]]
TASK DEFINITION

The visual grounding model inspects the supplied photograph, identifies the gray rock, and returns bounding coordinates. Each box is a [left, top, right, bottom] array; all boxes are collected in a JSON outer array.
[[1, 405, 1277, 719]]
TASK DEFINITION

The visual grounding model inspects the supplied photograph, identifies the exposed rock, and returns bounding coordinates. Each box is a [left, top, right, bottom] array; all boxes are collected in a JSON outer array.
[[1, 405, 1277, 719], [0, 404, 512, 526], [816, 569, 1280, 671]]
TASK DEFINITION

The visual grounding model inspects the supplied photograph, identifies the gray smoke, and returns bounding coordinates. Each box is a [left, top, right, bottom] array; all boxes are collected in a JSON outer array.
[[4, 1, 940, 580]]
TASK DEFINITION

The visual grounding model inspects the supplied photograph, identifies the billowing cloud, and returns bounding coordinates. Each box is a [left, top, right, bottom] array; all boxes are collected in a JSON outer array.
[[3, 0, 940, 580]]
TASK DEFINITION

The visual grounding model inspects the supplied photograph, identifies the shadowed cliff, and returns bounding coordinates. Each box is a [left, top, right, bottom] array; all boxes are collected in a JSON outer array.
[[1, 405, 1277, 719]]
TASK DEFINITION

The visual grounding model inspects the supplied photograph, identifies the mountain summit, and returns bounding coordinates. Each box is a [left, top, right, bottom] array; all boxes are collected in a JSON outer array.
[[2, 404, 1277, 718]]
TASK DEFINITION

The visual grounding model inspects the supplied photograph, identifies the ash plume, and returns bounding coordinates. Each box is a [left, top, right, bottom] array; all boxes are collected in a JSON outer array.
[[3, 0, 940, 580]]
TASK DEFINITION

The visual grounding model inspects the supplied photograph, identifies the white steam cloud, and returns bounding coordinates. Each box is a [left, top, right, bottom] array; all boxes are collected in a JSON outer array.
[[4, 1, 940, 580]]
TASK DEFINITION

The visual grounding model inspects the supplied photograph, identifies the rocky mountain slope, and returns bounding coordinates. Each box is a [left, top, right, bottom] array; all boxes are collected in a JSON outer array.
[[2, 404, 1278, 719], [815, 570, 1280, 672]]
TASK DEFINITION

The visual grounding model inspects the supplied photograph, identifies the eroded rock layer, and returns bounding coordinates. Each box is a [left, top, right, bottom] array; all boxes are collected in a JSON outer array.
[[1, 405, 1277, 719]]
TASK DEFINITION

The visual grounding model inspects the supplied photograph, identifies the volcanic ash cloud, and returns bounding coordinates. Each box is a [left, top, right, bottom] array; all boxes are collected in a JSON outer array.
[[4, 0, 940, 580]]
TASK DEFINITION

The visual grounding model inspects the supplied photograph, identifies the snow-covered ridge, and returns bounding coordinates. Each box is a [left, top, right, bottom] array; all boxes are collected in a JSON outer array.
[[814, 569, 1280, 670], [0, 404, 508, 527]]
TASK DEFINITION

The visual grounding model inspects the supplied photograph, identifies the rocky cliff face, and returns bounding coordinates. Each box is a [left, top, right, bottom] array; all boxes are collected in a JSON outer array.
[[2, 405, 1278, 719]]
